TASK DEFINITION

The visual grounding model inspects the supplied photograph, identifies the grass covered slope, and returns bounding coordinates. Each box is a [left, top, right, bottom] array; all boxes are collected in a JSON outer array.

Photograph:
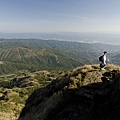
[[2, 39, 120, 75], [0, 39, 99, 75], [19, 64, 120, 120], [0, 69, 63, 120]]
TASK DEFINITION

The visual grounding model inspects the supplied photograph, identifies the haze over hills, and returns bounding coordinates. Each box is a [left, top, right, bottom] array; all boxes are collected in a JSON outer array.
[[0, 32, 120, 45]]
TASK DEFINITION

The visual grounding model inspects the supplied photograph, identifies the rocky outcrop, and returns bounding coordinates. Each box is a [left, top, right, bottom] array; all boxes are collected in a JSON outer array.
[[19, 64, 120, 120]]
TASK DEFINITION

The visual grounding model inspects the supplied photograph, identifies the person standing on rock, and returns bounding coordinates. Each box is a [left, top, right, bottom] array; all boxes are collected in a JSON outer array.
[[99, 51, 107, 70]]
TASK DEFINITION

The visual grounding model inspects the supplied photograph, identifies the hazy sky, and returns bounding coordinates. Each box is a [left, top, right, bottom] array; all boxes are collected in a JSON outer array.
[[0, 0, 120, 33]]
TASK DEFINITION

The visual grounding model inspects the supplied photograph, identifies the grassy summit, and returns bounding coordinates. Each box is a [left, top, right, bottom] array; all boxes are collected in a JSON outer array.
[[19, 64, 120, 120]]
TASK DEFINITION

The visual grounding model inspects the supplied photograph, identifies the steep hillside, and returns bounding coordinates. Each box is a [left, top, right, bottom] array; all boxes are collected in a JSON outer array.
[[19, 64, 120, 120]]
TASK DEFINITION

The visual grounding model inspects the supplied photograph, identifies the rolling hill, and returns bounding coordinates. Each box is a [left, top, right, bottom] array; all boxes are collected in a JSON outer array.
[[0, 39, 120, 75], [0, 39, 96, 75]]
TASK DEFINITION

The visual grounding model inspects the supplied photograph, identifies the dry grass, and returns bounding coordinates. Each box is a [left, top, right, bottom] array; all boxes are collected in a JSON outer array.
[[106, 64, 120, 71], [0, 112, 17, 120], [0, 102, 24, 120], [0, 61, 4, 64]]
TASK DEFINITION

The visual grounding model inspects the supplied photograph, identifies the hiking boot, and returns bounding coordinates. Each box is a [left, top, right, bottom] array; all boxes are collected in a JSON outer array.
[[101, 68, 105, 70]]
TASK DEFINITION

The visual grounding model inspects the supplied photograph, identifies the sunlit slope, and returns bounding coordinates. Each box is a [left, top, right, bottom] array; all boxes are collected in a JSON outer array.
[[0, 39, 99, 75]]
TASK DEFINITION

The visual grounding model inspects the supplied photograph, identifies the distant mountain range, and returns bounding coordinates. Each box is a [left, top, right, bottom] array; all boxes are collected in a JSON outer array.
[[0, 39, 120, 75], [0, 32, 120, 45]]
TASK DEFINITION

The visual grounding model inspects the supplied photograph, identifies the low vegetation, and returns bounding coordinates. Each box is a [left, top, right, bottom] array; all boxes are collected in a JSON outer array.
[[0, 69, 63, 119], [19, 64, 120, 120]]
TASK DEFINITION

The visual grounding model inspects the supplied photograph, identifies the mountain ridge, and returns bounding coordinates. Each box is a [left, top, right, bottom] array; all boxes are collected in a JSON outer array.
[[19, 64, 120, 120]]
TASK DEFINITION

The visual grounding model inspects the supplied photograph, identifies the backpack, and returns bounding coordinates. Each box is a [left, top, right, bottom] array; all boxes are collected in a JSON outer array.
[[99, 55, 103, 61]]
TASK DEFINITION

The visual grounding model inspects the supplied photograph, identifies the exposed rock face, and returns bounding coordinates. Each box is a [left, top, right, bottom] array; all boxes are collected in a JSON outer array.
[[19, 64, 120, 120]]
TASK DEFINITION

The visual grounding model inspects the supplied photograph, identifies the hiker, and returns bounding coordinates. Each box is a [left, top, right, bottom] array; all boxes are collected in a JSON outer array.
[[99, 51, 107, 70]]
